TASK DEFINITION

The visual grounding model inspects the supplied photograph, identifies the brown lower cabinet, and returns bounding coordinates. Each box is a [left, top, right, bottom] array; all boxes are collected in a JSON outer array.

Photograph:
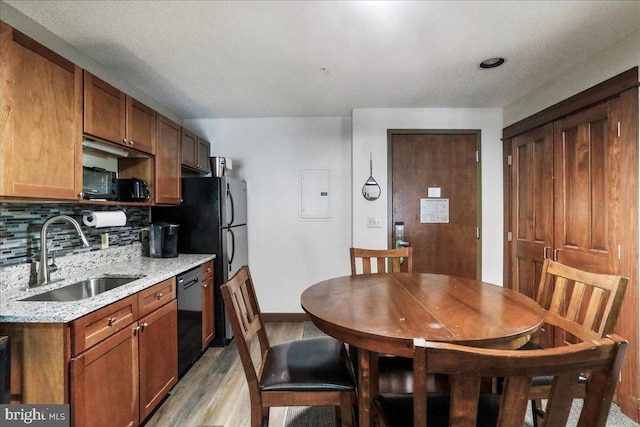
[[70, 300, 177, 426], [70, 281, 177, 427], [138, 300, 178, 421], [70, 323, 139, 427], [0, 277, 178, 427]]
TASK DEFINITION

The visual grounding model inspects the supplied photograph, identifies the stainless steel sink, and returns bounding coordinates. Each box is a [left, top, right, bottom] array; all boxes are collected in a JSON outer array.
[[21, 275, 146, 302]]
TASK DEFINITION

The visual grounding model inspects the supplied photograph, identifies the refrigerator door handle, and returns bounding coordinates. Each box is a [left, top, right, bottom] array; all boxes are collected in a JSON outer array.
[[227, 186, 235, 226], [228, 227, 236, 272]]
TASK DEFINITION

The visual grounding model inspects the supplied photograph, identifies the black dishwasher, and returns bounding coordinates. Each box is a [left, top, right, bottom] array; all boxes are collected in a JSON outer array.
[[176, 266, 203, 377]]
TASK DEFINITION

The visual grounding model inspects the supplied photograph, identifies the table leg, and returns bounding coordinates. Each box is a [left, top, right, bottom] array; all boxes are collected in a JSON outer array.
[[357, 348, 379, 427]]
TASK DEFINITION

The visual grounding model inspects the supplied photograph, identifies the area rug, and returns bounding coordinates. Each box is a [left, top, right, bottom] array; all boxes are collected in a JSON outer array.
[[283, 323, 639, 426], [283, 323, 339, 427], [284, 406, 336, 427]]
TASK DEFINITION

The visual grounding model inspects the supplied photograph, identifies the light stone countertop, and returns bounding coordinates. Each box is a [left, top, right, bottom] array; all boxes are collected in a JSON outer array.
[[0, 252, 215, 323]]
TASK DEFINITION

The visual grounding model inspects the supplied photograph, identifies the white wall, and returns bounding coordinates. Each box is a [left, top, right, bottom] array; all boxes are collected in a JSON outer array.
[[0, 1, 181, 124], [351, 108, 504, 285], [504, 30, 640, 126], [186, 117, 352, 313]]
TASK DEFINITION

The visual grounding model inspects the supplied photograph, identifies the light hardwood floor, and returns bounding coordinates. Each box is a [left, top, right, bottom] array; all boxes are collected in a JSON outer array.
[[143, 322, 305, 427]]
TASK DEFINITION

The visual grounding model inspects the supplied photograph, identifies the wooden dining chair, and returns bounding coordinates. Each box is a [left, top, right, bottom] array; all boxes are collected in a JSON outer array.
[[374, 332, 628, 427], [349, 247, 418, 394], [350, 247, 413, 275], [220, 266, 357, 427], [527, 259, 628, 427]]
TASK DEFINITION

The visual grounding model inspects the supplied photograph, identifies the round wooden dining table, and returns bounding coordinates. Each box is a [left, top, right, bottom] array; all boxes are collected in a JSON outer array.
[[300, 273, 545, 427]]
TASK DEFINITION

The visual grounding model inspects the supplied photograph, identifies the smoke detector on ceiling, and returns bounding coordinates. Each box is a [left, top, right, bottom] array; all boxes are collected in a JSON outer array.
[[479, 57, 505, 69]]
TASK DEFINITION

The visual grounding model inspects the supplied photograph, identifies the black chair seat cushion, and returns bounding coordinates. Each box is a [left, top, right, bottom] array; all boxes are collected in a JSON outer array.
[[518, 340, 543, 350], [531, 373, 588, 387], [516, 341, 588, 387], [260, 337, 356, 392], [374, 392, 501, 427]]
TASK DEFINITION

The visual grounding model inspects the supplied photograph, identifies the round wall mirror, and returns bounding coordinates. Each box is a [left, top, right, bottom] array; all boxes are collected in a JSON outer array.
[[362, 153, 381, 201]]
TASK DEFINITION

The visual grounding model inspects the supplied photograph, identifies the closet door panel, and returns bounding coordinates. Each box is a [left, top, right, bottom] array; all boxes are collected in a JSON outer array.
[[553, 100, 617, 273], [510, 124, 554, 299]]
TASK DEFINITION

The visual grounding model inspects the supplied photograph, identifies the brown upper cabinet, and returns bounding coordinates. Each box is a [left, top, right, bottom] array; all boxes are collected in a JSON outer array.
[[155, 115, 182, 205], [0, 21, 177, 206], [84, 71, 157, 155], [197, 137, 212, 174], [182, 128, 211, 173], [0, 21, 83, 200]]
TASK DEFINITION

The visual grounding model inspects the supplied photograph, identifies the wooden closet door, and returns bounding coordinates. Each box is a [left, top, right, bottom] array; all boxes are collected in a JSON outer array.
[[553, 100, 618, 274], [509, 124, 554, 299]]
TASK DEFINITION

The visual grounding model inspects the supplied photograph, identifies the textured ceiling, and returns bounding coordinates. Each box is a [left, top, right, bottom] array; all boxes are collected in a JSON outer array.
[[5, 0, 640, 119]]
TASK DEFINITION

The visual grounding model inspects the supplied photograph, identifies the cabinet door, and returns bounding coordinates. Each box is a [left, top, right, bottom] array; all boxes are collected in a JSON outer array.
[[155, 115, 182, 204], [138, 300, 177, 422], [202, 275, 214, 348], [197, 138, 211, 173], [83, 71, 126, 145], [70, 324, 139, 427], [181, 129, 198, 169], [126, 97, 157, 155], [0, 22, 83, 199]]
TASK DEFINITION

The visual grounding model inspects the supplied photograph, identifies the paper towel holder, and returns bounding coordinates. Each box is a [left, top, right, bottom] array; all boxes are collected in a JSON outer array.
[[82, 210, 127, 228]]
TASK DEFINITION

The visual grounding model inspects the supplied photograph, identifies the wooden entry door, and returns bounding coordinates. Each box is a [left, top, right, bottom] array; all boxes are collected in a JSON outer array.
[[389, 132, 480, 279]]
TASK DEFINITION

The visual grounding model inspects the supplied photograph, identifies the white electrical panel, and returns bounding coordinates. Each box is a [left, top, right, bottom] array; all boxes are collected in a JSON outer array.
[[300, 169, 331, 220]]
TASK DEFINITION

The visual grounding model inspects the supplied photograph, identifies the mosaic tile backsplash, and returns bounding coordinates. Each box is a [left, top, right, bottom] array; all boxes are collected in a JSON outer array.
[[0, 202, 150, 267]]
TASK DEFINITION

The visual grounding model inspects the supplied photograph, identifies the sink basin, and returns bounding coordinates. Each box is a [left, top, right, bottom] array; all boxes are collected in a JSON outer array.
[[21, 275, 146, 302]]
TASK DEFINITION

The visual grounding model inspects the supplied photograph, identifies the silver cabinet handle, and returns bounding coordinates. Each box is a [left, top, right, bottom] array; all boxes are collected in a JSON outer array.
[[156, 292, 164, 300], [108, 317, 117, 326]]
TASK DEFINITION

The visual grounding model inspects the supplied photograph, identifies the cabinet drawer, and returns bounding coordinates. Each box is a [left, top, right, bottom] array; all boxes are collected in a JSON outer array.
[[138, 277, 176, 317], [201, 260, 214, 280], [72, 295, 138, 355]]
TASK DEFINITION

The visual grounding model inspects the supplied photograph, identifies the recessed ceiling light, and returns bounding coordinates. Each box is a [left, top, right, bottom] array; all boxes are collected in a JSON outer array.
[[479, 58, 505, 69]]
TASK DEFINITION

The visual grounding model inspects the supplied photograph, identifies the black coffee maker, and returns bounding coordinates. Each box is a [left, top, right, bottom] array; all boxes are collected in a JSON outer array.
[[148, 222, 179, 258]]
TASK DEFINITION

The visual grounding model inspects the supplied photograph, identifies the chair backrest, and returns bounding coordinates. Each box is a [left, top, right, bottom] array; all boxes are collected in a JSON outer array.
[[535, 259, 628, 344], [411, 334, 627, 427], [220, 266, 270, 397], [350, 247, 413, 275]]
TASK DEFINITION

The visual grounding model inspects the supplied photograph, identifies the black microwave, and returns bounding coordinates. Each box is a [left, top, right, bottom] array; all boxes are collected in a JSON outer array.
[[82, 166, 117, 200]]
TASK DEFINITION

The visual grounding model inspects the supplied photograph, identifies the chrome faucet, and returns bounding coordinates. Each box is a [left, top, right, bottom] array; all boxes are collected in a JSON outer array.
[[32, 215, 90, 287]]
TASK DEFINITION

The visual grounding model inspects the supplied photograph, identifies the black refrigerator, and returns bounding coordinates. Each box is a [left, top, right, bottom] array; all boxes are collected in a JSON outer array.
[[152, 176, 248, 346]]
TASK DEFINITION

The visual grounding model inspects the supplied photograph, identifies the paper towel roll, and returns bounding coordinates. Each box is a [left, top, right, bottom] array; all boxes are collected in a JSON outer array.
[[83, 211, 127, 228]]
